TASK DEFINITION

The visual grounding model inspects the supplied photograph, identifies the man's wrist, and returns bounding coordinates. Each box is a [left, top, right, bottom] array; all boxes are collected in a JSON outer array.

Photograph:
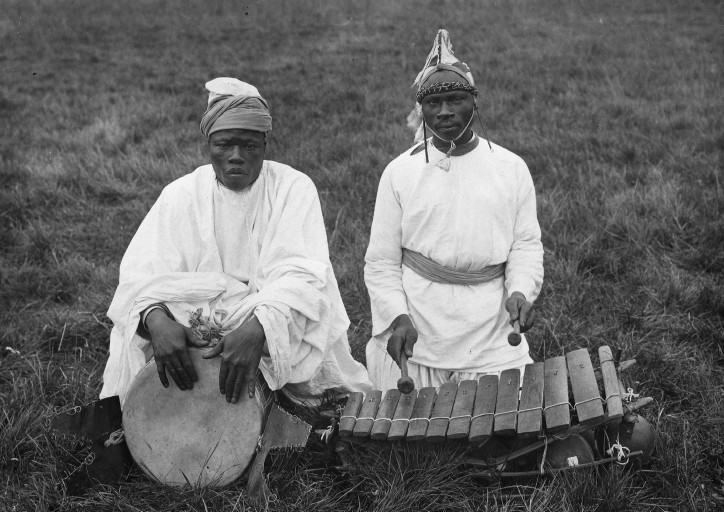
[[509, 291, 527, 302], [146, 308, 174, 333], [391, 314, 412, 331]]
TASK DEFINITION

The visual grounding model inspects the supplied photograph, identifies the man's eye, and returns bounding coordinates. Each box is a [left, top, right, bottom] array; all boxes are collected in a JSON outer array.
[[245, 144, 259, 151]]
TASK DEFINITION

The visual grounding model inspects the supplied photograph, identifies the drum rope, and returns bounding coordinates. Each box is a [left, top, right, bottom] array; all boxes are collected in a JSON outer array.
[[448, 414, 471, 421], [471, 412, 494, 421], [606, 437, 631, 465], [320, 419, 336, 443]]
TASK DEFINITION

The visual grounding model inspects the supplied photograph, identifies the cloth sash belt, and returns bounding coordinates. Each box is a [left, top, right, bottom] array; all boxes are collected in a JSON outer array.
[[401, 248, 505, 285]]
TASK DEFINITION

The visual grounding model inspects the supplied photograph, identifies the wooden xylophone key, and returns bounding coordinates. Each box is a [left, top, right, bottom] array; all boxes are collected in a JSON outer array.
[[406, 387, 436, 441], [352, 390, 383, 437], [543, 356, 569, 434], [387, 390, 417, 441], [494, 368, 520, 436], [599, 345, 623, 420], [426, 383, 458, 442], [469, 374, 498, 444], [516, 362, 544, 438], [566, 348, 604, 427], [338, 392, 364, 437], [370, 389, 401, 441], [446, 380, 478, 439]]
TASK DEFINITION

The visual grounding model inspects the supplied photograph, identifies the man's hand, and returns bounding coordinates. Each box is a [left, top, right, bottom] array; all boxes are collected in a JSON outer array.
[[203, 314, 266, 404], [505, 291, 536, 333], [147, 310, 199, 390], [387, 314, 418, 367]]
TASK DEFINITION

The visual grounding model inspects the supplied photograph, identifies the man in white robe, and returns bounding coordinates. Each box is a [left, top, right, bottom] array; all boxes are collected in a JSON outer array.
[[365, 30, 544, 390], [100, 77, 372, 407]]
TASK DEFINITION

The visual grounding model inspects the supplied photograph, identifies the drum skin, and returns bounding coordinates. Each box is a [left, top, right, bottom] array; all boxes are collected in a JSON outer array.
[[123, 348, 263, 487]]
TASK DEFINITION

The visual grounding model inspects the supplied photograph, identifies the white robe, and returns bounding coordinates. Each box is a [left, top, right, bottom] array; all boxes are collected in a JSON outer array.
[[364, 137, 544, 389], [100, 162, 372, 406]]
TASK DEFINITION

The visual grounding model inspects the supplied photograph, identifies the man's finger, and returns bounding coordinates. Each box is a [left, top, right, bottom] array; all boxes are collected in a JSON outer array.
[[166, 365, 185, 390], [518, 302, 532, 330], [155, 358, 169, 388], [169, 355, 192, 389], [225, 367, 239, 403], [518, 304, 528, 330], [202, 339, 225, 359], [218, 361, 229, 395], [179, 350, 198, 382], [504, 297, 519, 316], [403, 329, 418, 357], [521, 306, 536, 332], [387, 333, 404, 365], [247, 373, 256, 399], [232, 373, 244, 404], [508, 304, 520, 326]]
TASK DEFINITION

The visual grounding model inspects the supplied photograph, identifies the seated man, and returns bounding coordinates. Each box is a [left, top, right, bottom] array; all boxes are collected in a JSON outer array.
[[100, 77, 372, 406], [364, 30, 544, 390]]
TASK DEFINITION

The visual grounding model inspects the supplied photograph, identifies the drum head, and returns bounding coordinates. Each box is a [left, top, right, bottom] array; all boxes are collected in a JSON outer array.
[[123, 348, 263, 487]]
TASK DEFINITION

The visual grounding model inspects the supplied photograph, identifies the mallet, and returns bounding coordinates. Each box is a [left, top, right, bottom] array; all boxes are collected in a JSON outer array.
[[508, 320, 522, 346], [396, 352, 415, 394]]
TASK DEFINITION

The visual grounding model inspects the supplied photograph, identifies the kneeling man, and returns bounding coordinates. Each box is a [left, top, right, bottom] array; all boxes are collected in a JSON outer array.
[[100, 77, 372, 406], [364, 31, 544, 390]]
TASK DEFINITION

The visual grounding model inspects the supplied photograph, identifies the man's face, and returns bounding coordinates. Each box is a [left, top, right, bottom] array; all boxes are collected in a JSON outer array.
[[208, 129, 266, 191], [420, 90, 475, 142]]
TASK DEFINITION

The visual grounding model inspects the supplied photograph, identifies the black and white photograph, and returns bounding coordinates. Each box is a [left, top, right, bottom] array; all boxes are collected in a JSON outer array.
[[1, 0, 722, 510]]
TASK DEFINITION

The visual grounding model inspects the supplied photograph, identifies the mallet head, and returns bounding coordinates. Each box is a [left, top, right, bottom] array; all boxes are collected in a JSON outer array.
[[397, 376, 415, 395]]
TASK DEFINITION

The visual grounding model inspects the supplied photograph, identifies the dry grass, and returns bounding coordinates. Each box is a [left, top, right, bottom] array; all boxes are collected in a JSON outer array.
[[1, 0, 723, 510]]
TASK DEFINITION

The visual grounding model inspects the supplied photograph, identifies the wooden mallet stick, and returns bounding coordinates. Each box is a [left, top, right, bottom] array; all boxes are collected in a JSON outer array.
[[508, 320, 522, 346], [397, 352, 415, 394]]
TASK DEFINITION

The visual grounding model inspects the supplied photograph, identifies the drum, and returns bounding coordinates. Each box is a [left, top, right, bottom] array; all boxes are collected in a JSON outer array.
[[123, 348, 265, 487]]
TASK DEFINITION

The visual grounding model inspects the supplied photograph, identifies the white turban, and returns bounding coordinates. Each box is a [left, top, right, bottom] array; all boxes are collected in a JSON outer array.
[[199, 77, 273, 139]]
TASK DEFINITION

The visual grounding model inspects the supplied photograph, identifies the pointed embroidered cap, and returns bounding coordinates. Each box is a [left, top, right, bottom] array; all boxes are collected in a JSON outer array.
[[413, 29, 477, 103]]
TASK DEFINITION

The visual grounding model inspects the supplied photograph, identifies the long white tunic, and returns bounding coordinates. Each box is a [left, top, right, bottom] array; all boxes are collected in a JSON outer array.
[[364, 137, 544, 387], [101, 162, 372, 406]]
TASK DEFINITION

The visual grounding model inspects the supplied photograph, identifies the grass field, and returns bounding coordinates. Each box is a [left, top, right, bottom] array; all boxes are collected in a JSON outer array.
[[1, 0, 723, 510]]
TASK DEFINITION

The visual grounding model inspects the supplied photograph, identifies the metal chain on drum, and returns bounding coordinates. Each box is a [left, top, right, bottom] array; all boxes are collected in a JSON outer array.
[[62, 446, 96, 482]]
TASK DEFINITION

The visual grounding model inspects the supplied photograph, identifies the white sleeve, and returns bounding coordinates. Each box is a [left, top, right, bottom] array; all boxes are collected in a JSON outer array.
[[364, 166, 409, 336], [504, 158, 544, 301]]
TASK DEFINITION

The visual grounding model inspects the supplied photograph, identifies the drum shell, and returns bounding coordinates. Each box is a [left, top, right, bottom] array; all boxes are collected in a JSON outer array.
[[539, 434, 595, 469], [123, 348, 266, 487]]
